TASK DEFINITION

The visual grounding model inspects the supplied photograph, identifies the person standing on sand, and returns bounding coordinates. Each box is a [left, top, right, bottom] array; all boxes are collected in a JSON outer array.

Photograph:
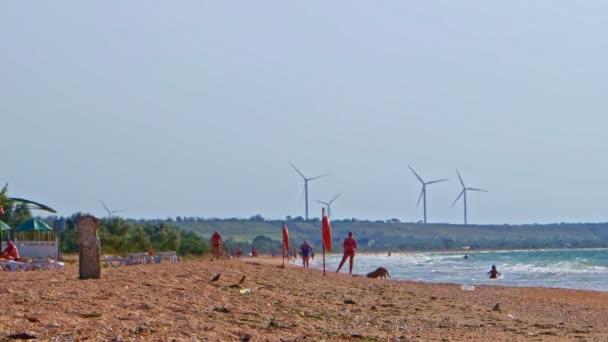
[[210, 230, 223, 261], [488, 265, 501, 279], [336, 232, 357, 275], [300, 240, 313, 268]]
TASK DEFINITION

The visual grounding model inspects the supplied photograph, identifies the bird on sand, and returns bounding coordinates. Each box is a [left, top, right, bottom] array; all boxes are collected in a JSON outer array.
[[238, 275, 246, 285], [210, 274, 221, 282]]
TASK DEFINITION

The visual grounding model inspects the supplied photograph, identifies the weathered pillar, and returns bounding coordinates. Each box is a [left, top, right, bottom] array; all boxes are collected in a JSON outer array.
[[76, 215, 101, 279]]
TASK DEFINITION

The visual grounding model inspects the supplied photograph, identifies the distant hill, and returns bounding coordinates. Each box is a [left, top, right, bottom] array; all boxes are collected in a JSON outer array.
[[165, 218, 608, 251]]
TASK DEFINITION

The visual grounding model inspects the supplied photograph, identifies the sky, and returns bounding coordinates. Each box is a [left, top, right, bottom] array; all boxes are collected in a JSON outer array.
[[2, 1, 608, 224]]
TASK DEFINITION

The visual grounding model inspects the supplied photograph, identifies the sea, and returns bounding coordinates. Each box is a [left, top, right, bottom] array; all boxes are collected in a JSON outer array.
[[306, 248, 608, 292]]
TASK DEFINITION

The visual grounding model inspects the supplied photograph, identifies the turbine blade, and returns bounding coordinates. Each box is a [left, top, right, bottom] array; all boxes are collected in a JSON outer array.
[[426, 178, 448, 185], [408, 165, 424, 183], [112, 209, 127, 213], [416, 188, 424, 207], [329, 192, 342, 204], [99, 200, 111, 213], [452, 190, 465, 206], [308, 173, 330, 181], [288, 162, 306, 180], [456, 169, 465, 188], [467, 187, 488, 192], [315, 200, 329, 205]]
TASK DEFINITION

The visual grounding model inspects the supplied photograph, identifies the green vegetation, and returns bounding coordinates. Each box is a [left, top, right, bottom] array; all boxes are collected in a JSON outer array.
[[24, 214, 608, 256], [3, 182, 608, 256], [166, 216, 608, 252], [0, 184, 34, 229], [56, 213, 210, 256], [2, 184, 209, 255]]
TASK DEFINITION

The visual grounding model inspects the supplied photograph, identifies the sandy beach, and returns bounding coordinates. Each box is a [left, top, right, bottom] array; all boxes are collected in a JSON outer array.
[[1, 257, 607, 341]]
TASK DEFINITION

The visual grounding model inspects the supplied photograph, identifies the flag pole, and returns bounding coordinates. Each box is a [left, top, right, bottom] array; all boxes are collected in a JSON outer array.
[[322, 242, 326, 276], [282, 224, 285, 269], [0, 206, 3, 245]]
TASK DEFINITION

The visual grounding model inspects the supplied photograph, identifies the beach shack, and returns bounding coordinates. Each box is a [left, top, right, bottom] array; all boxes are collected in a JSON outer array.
[[1, 218, 59, 260]]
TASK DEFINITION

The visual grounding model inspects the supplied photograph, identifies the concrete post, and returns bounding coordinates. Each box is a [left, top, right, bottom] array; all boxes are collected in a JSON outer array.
[[76, 215, 101, 279]]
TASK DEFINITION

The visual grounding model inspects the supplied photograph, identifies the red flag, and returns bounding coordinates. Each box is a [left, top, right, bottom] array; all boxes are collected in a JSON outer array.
[[322, 208, 332, 252], [282, 223, 290, 252], [0, 205, 4, 217]]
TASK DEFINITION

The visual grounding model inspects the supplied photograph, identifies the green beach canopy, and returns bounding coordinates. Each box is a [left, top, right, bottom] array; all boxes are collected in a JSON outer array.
[[1, 221, 10, 231], [14, 218, 52, 231]]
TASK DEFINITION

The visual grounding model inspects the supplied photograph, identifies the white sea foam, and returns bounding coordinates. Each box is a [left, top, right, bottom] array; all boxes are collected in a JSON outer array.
[[311, 248, 608, 291]]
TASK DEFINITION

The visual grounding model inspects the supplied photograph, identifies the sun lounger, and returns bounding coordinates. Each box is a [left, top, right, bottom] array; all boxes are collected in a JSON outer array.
[[1, 260, 33, 271], [104, 256, 127, 267], [30, 259, 65, 271], [127, 252, 151, 265], [155, 251, 178, 264]]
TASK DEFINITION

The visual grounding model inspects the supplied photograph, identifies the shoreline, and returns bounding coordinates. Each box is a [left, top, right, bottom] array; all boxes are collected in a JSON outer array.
[[1, 258, 607, 340], [258, 250, 608, 293], [354, 246, 608, 255], [252, 255, 608, 294]]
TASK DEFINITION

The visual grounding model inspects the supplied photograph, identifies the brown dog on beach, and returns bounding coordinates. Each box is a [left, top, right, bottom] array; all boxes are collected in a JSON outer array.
[[366, 267, 390, 279]]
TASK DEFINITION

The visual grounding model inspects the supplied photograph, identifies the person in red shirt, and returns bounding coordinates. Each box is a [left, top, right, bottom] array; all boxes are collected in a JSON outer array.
[[336, 232, 357, 275], [210, 231, 223, 261]]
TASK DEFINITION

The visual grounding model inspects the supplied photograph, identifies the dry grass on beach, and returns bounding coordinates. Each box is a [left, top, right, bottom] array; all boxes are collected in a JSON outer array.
[[0, 256, 607, 341]]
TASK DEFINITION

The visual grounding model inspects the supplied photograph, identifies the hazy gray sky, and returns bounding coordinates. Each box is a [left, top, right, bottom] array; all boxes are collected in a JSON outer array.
[[2, 2, 607, 224]]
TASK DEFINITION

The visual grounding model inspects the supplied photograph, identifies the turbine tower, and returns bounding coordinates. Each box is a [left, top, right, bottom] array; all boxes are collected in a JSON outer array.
[[99, 200, 127, 218], [409, 165, 447, 224], [315, 192, 342, 218], [452, 169, 487, 225], [289, 162, 329, 221]]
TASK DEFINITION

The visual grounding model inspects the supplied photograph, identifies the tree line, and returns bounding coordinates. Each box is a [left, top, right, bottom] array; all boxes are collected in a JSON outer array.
[[55, 214, 208, 256]]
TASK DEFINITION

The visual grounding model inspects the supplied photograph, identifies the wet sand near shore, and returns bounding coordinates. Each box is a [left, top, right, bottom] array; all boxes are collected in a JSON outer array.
[[0, 256, 607, 341]]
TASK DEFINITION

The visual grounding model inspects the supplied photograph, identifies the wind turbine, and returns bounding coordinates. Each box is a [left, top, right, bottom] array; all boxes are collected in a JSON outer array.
[[315, 192, 342, 218], [452, 169, 487, 225], [409, 166, 448, 224], [99, 200, 126, 218], [289, 162, 329, 221]]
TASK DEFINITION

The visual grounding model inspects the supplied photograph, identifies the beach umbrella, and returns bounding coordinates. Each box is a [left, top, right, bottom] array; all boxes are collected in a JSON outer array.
[[14, 218, 53, 231], [282, 223, 290, 268], [0, 185, 55, 242], [1, 220, 10, 231], [321, 208, 332, 276], [7, 198, 56, 213], [322, 208, 332, 252], [282, 223, 290, 251]]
